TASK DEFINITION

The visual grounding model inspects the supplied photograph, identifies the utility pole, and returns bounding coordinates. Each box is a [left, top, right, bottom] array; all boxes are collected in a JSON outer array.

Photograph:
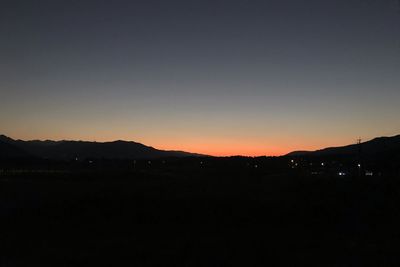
[[357, 138, 362, 177]]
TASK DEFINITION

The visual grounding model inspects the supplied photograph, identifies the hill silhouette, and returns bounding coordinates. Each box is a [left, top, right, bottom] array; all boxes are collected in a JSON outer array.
[[287, 135, 400, 157], [2, 134, 400, 160], [0, 135, 203, 160], [0, 139, 29, 158]]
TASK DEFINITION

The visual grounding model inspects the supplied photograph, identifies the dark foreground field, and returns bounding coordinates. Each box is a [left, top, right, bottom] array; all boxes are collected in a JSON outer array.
[[1, 163, 400, 266]]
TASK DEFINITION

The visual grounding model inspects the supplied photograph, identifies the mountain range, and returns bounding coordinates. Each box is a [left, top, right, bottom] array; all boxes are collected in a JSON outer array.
[[286, 135, 400, 157], [0, 135, 202, 160], [1, 134, 399, 160]]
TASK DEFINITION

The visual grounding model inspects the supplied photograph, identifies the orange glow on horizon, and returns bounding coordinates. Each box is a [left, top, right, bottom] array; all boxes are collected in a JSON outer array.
[[154, 143, 291, 157], [140, 139, 329, 157], [3, 131, 356, 157]]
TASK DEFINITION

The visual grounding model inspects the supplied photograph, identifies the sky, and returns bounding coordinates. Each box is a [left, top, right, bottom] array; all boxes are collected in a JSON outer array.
[[1, 0, 400, 156]]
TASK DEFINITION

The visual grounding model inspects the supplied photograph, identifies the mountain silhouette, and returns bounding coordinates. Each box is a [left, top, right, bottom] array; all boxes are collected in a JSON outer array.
[[287, 135, 400, 157], [0, 138, 29, 159], [0, 135, 203, 160], [2, 134, 399, 160]]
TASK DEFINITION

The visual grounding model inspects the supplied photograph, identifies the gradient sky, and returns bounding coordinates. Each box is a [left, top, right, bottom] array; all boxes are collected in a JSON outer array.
[[1, 0, 400, 156]]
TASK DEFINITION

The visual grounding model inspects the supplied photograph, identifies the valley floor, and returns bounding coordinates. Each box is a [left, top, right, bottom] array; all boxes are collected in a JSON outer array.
[[1, 168, 400, 266]]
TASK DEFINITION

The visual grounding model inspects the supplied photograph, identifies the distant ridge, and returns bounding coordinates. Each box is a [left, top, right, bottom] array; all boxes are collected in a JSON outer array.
[[286, 135, 400, 157], [0, 135, 205, 160], [0, 136, 29, 158], [2, 134, 399, 160]]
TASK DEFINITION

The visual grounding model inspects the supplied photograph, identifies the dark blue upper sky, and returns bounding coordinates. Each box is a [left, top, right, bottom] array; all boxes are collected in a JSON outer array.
[[1, 0, 399, 155]]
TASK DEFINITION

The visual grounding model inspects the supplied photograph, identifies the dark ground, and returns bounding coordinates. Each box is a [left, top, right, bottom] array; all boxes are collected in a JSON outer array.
[[1, 160, 400, 266]]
